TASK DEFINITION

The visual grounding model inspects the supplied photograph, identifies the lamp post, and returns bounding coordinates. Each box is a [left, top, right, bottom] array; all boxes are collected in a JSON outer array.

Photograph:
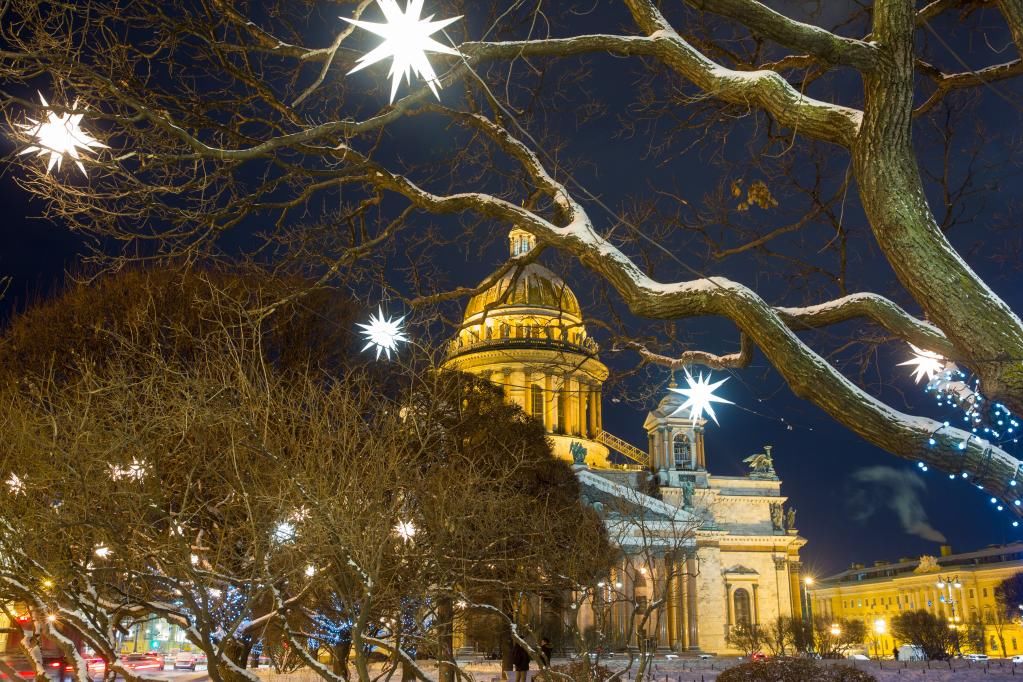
[[802, 576, 815, 624], [936, 575, 963, 656], [873, 618, 887, 660]]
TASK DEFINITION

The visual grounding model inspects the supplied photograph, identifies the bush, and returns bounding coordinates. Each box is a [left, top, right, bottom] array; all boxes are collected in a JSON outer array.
[[717, 658, 876, 682], [551, 660, 614, 682]]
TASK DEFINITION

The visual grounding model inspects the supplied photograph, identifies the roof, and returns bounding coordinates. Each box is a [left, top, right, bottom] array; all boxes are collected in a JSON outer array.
[[819, 543, 1023, 586], [463, 263, 582, 320]]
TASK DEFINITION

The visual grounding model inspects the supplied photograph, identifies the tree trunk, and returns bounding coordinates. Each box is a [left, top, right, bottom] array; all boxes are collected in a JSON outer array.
[[437, 597, 455, 682], [854, 0, 1023, 412]]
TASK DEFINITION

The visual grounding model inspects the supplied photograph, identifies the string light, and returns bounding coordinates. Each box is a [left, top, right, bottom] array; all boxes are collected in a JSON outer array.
[[109, 458, 149, 482], [344, 0, 462, 103], [6, 473, 25, 495], [17, 93, 106, 174]]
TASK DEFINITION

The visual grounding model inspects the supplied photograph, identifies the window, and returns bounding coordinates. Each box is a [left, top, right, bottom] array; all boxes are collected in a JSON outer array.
[[991, 636, 999, 651], [969, 588, 975, 599], [733, 588, 752, 628], [531, 385, 544, 420], [673, 433, 691, 468], [1014, 637, 1018, 651]]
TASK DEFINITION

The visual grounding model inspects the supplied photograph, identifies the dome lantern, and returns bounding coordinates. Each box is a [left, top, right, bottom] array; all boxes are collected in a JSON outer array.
[[509, 228, 536, 257]]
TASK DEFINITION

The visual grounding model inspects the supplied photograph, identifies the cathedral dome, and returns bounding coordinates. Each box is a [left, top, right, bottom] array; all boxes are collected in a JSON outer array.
[[463, 262, 582, 321]]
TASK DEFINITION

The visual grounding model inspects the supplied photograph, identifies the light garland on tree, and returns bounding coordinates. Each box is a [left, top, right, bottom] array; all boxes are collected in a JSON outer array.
[[668, 369, 734, 425], [109, 458, 149, 482], [899, 343, 1023, 528], [357, 306, 408, 360], [5, 473, 25, 496], [17, 93, 106, 174], [344, 0, 462, 103]]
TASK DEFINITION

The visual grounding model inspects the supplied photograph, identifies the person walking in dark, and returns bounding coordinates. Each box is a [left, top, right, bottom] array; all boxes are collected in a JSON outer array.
[[511, 641, 530, 682], [892, 646, 900, 660], [538, 638, 553, 668]]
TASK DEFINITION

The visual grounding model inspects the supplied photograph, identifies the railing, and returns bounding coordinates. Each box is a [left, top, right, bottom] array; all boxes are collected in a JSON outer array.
[[596, 430, 649, 467], [446, 334, 599, 358]]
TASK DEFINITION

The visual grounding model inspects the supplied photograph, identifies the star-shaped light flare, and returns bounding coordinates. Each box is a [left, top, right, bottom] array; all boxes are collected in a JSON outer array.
[[668, 369, 734, 425], [17, 93, 106, 174], [898, 344, 950, 385], [393, 520, 417, 543], [357, 306, 408, 360], [344, 0, 462, 103]]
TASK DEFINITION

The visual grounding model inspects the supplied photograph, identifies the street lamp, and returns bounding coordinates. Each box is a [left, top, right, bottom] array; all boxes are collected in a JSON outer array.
[[873, 618, 887, 660], [801, 576, 815, 625], [936, 575, 963, 656]]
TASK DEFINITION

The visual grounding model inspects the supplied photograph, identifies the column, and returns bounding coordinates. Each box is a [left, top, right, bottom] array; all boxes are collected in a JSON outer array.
[[595, 387, 603, 433], [686, 554, 700, 649], [501, 368, 512, 401], [576, 380, 586, 436], [752, 584, 761, 626], [572, 376, 581, 435], [588, 387, 598, 438], [512, 369, 527, 412], [679, 561, 690, 650], [695, 426, 706, 469], [544, 373, 555, 433], [725, 582, 733, 630]]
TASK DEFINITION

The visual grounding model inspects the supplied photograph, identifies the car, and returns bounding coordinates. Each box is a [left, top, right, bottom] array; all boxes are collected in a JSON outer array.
[[697, 653, 715, 660], [750, 652, 769, 662], [120, 653, 165, 672], [1013, 654, 1023, 663], [964, 653, 989, 662], [848, 654, 870, 661], [173, 652, 197, 671]]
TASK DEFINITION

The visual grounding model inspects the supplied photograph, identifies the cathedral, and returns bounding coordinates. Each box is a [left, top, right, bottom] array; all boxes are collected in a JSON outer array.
[[443, 229, 806, 655]]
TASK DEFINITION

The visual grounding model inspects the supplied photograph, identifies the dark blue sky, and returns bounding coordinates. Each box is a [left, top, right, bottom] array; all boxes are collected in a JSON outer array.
[[2, 0, 1022, 578]]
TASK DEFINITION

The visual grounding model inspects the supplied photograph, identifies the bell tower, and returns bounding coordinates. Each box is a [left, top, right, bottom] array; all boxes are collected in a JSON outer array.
[[643, 376, 709, 488]]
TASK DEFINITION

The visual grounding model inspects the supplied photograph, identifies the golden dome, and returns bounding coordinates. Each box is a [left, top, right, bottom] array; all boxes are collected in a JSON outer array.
[[463, 262, 582, 320]]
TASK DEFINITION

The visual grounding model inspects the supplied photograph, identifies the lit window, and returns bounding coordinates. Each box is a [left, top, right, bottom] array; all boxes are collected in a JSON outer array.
[[673, 433, 691, 468], [531, 385, 544, 420]]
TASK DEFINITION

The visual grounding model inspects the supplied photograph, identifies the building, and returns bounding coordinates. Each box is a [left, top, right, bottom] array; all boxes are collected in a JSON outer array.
[[443, 229, 806, 654], [811, 544, 1023, 657]]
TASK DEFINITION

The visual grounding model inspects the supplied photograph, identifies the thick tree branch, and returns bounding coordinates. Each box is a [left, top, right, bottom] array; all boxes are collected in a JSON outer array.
[[776, 293, 957, 359], [683, 0, 880, 72]]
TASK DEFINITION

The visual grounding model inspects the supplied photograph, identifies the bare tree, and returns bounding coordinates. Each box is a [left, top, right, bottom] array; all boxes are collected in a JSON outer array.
[[1, 0, 1021, 509]]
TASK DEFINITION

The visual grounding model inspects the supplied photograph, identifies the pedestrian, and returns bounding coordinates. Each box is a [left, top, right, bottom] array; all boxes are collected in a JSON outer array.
[[539, 637, 552, 668], [892, 645, 899, 661], [511, 641, 530, 682]]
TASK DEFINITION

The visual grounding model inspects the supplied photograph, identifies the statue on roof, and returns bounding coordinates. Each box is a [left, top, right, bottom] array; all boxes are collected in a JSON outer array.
[[743, 445, 778, 479], [914, 555, 941, 573]]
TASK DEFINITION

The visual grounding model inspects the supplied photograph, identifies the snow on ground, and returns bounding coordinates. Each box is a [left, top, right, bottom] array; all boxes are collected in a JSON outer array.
[[246, 658, 1023, 682]]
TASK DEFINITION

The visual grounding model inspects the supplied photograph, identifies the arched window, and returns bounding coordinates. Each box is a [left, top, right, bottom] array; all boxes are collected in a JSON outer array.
[[673, 433, 692, 469], [733, 588, 752, 628], [531, 385, 545, 421]]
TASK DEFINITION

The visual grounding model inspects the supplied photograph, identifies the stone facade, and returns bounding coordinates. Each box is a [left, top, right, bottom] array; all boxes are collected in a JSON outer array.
[[445, 229, 805, 655]]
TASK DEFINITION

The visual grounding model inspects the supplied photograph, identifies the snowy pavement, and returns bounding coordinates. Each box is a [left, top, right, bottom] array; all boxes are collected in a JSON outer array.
[[133, 658, 1023, 682]]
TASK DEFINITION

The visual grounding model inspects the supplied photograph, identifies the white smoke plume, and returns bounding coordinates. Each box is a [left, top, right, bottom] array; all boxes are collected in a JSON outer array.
[[848, 466, 947, 543]]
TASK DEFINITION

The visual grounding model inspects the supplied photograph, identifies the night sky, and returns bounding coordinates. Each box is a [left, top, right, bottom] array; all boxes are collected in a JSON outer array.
[[1, 0, 1021, 580]]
